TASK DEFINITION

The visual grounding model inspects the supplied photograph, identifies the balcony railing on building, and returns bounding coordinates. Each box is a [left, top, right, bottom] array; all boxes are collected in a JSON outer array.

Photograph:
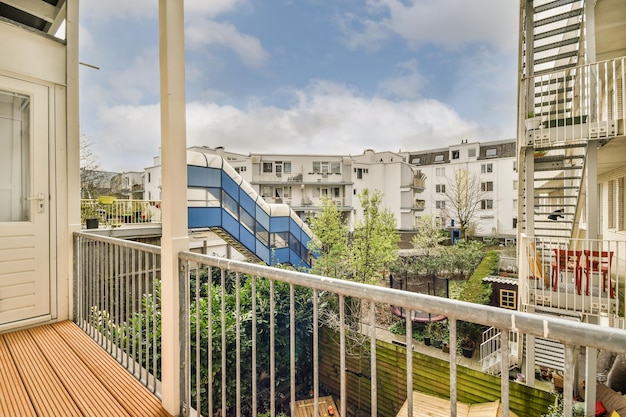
[[73, 231, 626, 417], [524, 56, 625, 147], [81, 198, 162, 227], [519, 235, 624, 319]]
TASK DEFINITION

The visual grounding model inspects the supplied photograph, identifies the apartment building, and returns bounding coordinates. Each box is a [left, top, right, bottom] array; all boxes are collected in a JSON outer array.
[[407, 139, 518, 240]]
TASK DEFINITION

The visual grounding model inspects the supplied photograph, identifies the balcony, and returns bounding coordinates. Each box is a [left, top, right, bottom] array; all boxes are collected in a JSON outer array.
[[81, 199, 162, 228], [524, 56, 625, 148], [0, 233, 626, 416], [519, 235, 624, 318]]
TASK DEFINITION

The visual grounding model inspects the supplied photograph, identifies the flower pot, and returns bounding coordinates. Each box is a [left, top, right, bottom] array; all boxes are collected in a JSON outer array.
[[461, 346, 474, 358], [525, 117, 543, 130], [424, 337, 431, 346], [85, 218, 99, 229], [432, 339, 443, 349]]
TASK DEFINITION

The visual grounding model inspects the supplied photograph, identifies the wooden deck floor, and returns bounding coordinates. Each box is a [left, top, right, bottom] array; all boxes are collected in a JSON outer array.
[[0, 320, 173, 417]]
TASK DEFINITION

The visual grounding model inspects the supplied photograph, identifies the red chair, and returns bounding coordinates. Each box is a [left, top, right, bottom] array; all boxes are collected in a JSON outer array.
[[583, 250, 614, 297], [551, 249, 583, 294]]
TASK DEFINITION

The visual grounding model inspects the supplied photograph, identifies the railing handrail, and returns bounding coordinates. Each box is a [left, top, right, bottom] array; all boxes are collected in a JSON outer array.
[[179, 250, 626, 355], [73, 231, 162, 255], [523, 55, 625, 82]]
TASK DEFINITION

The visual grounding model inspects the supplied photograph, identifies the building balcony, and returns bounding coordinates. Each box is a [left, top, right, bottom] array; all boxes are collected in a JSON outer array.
[[519, 234, 624, 318], [81, 199, 162, 228], [3, 233, 624, 416], [523, 56, 625, 149]]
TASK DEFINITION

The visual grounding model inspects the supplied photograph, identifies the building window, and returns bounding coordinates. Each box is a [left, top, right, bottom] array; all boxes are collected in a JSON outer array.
[[481, 181, 494, 192], [500, 289, 516, 310], [513, 161, 517, 172], [436, 184, 446, 193], [148, 172, 151, 183], [468, 148, 476, 158], [481, 163, 493, 173], [451, 150, 460, 159], [513, 199, 517, 210], [434, 154, 444, 163], [436, 167, 445, 177], [513, 217, 518, 229], [263, 162, 273, 173], [513, 180, 518, 190], [485, 148, 497, 157], [356, 168, 368, 179], [234, 166, 247, 173], [481, 199, 493, 210], [314, 161, 340, 174], [414, 157, 421, 165], [436, 200, 446, 209]]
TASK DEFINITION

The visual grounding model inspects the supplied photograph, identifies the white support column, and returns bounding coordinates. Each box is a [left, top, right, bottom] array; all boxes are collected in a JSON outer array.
[[159, 0, 189, 414]]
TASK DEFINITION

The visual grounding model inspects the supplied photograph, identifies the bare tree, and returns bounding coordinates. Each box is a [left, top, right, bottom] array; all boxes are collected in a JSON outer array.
[[443, 167, 483, 238], [80, 134, 109, 199]]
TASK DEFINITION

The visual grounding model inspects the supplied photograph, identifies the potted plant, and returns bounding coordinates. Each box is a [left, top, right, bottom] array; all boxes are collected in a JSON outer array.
[[81, 202, 99, 229], [431, 321, 448, 349], [424, 322, 432, 346], [460, 336, 475, 358]]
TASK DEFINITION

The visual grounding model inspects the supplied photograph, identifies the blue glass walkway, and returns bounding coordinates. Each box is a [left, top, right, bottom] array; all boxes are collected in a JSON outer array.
[[187, 151, 314, 268]]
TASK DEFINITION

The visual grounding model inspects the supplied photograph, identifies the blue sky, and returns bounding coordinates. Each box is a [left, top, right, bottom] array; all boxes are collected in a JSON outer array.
[[79, 0, 519, 172]]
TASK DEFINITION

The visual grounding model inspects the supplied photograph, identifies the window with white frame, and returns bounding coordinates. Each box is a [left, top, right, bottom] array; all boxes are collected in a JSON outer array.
[[434, 154, 444, 163], [485, 148, 497, 157], [436, 184, 446, 193], [481, 163, 493, 173], [481, 199, 493, 210], [451, 150, 460, 159], [436, 167, 445, 177], [481, 181, 494, 192], [263, 162, 273, 173], [436, 200, 446, 209]]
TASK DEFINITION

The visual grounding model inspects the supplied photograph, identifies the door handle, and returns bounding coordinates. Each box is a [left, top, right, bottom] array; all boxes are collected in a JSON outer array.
[[26, 193, 45, 213]]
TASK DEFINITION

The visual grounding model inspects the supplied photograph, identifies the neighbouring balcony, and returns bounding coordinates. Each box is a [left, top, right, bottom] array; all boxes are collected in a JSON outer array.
[[81, 198, 162, 228], [519, 235, 625, 318], [524, 56, 626, 148], [61, 232, 626, 417]]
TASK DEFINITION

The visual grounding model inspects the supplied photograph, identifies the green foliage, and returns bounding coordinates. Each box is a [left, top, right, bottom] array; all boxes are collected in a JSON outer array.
[[91, 272, 313, 416], [458, 250, 497, 305], [308, 197, 349, 278], [442, 239, 484, 279], [411, 215, 446, 275], [541, 395, 583, 417], [348, 189, 399, 283]]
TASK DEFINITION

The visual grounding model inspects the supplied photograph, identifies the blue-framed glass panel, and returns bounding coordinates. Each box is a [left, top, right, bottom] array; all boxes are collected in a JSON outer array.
[[256, 207, 270, 231], [274, 248, 290, 264], [222, 210, 240, 239], [239, 192, 256, 216], [270, 216, 289, 232], [188, 207, 221, 228], [221, 171, 239, 200], [188, 166, 221, 187], [240, 207, 255, 234], [222, 190, 239, 220], [271, 231, 289, 248], [239, 227, 256, 253], [256, 223, 269, 247]]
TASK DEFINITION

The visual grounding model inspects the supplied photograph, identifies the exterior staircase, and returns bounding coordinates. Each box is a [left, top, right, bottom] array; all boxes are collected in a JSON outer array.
[[480, 327, 519, 375], [210, 227, 263, 264]]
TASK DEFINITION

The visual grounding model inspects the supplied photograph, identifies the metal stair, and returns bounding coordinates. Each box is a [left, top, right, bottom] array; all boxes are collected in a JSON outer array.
[[210, 227, 263, 264]]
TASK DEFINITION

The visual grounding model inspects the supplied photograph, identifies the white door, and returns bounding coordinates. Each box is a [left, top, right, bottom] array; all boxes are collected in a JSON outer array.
[[0, 76, 50, 326]]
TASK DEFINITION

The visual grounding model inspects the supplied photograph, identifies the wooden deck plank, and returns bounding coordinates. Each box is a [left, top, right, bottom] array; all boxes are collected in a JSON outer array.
[[3, 328, 84, 417], [28, 324, 131, 417], [0, 336, 37, 417], [294, 396, 340, 417], [52, 320, 173, 417]]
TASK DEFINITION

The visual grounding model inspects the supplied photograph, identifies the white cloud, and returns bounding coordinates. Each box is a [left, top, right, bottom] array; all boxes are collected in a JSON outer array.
[[340, 0, 518, 52], [186, 19, 269, 68], [378, 59, 425, 99]]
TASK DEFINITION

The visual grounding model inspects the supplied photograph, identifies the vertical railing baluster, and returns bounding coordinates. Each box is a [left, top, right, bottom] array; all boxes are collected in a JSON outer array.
[[406, 309, 412, 417], [270, 279, 276, 417], [563, 345, 575, 417], [339, 295, 346, 417], [251, 275, 257, 417], [290, 283, 295, 417], [221, 268, 227, 417], [313, 289, 319, 417], [195, 263, 201, 415], [207, 266, 213, 416], [501, 329, 510, 417], [370, 301, 377, 417], [449, 319, 457, 417], [236, 272, 241, 417]]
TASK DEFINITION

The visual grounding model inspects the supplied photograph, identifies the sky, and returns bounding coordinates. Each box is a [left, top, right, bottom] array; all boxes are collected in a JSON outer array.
[[79, 0, 519, 172]]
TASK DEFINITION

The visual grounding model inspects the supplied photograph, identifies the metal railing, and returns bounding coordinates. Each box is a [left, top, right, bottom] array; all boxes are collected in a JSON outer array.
[[73, 232, 626, 417], [178, 251, 626, 417], [81, 199, 162, 226], [519, 235, 625, 319], [73, 232, 162, 395], [525, 56, 625, 146]]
